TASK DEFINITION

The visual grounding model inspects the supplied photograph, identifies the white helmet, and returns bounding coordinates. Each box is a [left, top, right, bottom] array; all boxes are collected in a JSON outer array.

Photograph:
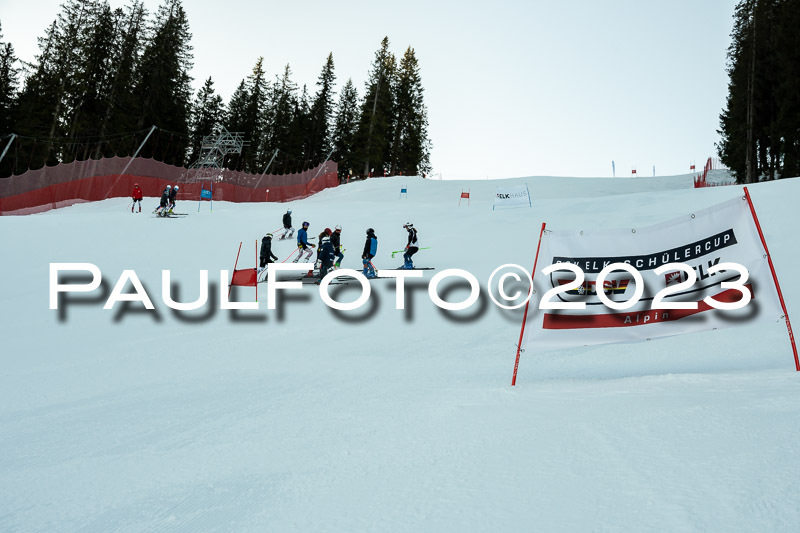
[[335, 225, 342, 231], [166, 185, 172, 189], [174, 185, 179, 190], [403, 222, 413, 228]]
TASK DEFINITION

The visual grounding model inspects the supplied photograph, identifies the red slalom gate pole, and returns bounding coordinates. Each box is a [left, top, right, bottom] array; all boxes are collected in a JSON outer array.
[[743, 187, 799, 371], [512, 222, 547, 386], [255, 240, 258, 303], [229, 241, 243, 299]]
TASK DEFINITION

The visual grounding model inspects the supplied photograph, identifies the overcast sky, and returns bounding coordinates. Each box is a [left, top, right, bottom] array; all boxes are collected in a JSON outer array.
[[2, 0, 737, 179]]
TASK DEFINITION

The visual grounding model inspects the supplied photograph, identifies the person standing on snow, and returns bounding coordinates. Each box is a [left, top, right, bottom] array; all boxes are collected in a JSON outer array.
[[281, 209, 294, 240], [156, 185, 171, 216], [331, 225, 344, 268], [315, 228, 333, 267], [131, 183, 143, 213], [293, 221, 315, 263], [317, 235, 336, 282], [167, 185, 179, 213], [362, 227, 378, 278], [402, 222, 420, 269], [259, 233, 278, 273]]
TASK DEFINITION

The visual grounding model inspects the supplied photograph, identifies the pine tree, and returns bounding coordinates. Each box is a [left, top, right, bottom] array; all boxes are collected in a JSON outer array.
[[391, 46, 430, 176], [132, 0, 193, 166], [242, 57, 268, 172], [12, 20, 63, 171], [66, 1, 119, 161], [331, 78, 359, 181], [265, 64, 298, 173], [0, 21, 20, 177], [307, 53, 336, 166], [224, 79, 248, 170], [188, 76, 224, 163], [287, 84, 311, 171], [96, 0, 146, 158], [355, 37, 396, 177], [774, 0, 800, 177], [718, 0, 787, 183], [719, 0, 755, 182], [0, 21, 20, 138]]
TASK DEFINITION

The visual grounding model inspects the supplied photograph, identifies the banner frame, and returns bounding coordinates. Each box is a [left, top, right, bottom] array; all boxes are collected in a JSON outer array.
[[743, 187, 799, 371]]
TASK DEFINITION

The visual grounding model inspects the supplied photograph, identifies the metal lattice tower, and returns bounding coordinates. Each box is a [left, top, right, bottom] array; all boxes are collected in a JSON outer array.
[[183, 127, 247, 182]]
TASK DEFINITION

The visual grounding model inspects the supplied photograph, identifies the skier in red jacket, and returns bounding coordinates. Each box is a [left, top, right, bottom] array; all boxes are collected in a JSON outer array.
[[132, 183, 143, 213]]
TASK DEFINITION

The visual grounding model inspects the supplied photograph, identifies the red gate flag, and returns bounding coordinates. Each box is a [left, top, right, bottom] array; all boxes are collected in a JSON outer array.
[[231, 268, 257, 287], [519, 195, 786, 352]]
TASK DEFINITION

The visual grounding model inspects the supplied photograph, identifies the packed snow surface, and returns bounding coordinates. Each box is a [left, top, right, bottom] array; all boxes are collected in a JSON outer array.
[[1, 173, 799, 532]]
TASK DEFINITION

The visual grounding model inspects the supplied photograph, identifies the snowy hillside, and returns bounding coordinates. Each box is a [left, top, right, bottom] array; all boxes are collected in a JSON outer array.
[[1, 173, 799, 532]]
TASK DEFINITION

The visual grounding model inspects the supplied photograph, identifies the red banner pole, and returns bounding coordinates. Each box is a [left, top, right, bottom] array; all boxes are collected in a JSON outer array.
[[512, 222, 547, 386], [229, 241, 242, 299], [743, 187, 799, 371], [255, 240, 258, 302]]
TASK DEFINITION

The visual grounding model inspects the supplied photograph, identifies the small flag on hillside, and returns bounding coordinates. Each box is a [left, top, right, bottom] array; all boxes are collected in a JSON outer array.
[[198, 181, 213, 212]]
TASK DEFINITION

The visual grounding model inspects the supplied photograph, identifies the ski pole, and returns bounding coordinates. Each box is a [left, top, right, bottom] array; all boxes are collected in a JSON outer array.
[[391, 247, 431, 258], [280, 247, 299, 263]]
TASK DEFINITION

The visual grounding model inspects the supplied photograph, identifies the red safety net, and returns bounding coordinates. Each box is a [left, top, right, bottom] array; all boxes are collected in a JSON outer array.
[[0, 157, 338, 216]]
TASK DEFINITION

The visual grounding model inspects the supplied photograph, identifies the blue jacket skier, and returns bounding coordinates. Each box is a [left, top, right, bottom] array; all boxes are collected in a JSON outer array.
[[293, 221, 315, 263], [362, 228, 378, 278]]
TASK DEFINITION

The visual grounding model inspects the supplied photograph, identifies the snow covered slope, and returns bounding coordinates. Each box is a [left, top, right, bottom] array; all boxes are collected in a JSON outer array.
[[1, 173, 799, 532]]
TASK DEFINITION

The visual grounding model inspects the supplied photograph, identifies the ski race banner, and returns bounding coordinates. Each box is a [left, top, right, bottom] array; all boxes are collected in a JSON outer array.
[[493, 183, 531, 210], [514, 191, 796, 377]]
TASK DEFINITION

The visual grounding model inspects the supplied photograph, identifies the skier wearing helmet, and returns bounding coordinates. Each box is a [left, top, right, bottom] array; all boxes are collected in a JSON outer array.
[[315, 227, 333, 268], [317, 235, 336, 283], [167, 185, 179, 213], [156, 185, 171, 216], [280, 209, 294, 240], [362, 227, 378, 278], [402, 222, 420, 269], [131, 182, 143, 213], [258, 233, 279, 279], [293, 221, 315, 263], [331, 225, 344, 268]]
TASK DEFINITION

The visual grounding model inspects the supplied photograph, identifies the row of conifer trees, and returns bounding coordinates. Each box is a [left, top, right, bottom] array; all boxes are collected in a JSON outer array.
[[0, 0, 431, 180]]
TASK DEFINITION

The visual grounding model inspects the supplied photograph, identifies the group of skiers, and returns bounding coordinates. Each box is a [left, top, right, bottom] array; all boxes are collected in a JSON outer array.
[[258, 209, 421, 281], [131, 183, 180, 216], [155, 184, 179, 216]]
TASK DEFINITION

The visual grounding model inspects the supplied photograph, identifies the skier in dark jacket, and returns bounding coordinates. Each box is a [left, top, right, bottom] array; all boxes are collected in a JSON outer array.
[[362, 228, 378, 278], [315, 228, 333, 267], [280, 210, 294, 240], [317, 235, 336, 282], [167, 185, 179, 213], [259, 233, 278, 271], [402, 222, 420, 269], [156, 185, 171, 216], [331, 225, 344, 268], [132, 183, 143, 213]]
